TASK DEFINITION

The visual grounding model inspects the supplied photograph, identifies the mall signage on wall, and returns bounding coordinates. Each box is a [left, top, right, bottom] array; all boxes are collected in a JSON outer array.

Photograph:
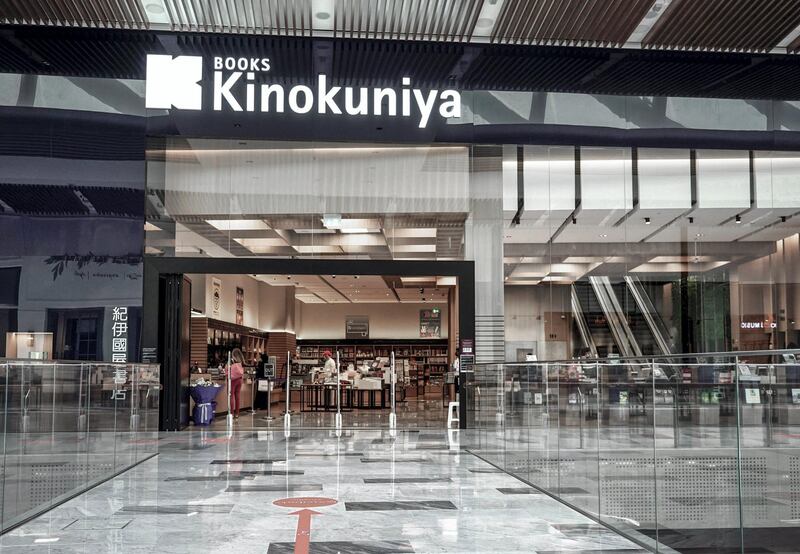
[[145, 55, 462, 129]]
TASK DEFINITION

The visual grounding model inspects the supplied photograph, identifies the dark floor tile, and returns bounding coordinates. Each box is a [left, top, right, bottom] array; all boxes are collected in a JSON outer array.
[[497, 487, 540, 494], [210, 458, 285, 464], [555, 487, 590, 494], [294, 452, 364, 457], [224, 484, 322, 492], [223, 470, 305, 476], [364, 477, 452, 484], [62, 518, 131, 530], [551, 524, 604, 531], [417, 434, 444, 441], [535, 550, 649, 554], [267, 540, 414, 553], [345, 500, 457, 511], [116, 504, 234, 514], [360, 457, 430, 463], [164, 475, 255, 481]]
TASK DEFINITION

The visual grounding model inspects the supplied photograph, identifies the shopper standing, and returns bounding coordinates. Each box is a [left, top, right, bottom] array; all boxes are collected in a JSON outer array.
[[227, 348, 245, 419], [322, 350, 337, 381]]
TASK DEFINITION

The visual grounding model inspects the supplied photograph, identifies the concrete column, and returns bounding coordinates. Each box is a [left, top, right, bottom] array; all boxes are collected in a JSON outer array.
[[466, 147, 505, 364]]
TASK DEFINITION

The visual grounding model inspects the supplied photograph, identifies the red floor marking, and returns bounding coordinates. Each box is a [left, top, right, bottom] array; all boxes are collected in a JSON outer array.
[[274, 497, 337, 554]]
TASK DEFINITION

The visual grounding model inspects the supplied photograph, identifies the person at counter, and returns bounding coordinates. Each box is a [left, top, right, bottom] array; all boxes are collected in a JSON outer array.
[[226, 348, 245, 419], [314, 350, 337, 383]]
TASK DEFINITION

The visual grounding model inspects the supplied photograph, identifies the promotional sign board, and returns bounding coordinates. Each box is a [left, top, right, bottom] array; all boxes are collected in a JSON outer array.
[[419, 308, 441, 338], [345, 316, 369, 339]]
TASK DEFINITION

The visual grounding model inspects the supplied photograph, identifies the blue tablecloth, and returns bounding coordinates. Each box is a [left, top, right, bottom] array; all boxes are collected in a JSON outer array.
[[190, 385, 222, 425]]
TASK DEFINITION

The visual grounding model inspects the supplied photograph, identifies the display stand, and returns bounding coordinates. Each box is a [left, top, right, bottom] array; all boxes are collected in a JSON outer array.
[[260, 379, 275, 421], [335, 351, 343, 430], [389, 351, 397, 429], [226, 351, 233, 429], [284, 350, 292, 432]]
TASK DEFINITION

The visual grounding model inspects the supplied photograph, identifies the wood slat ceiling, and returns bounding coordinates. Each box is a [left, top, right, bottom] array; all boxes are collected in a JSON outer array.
[[643, 0, 800, 52], [3, 0, 800, 54], [490, 0, 653, 47]]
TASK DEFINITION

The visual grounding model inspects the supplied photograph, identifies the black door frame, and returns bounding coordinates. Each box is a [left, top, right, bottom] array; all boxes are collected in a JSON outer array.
[[142, 257, 475, 431]]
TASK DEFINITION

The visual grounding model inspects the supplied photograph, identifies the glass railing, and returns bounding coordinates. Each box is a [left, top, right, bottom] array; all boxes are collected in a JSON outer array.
[[0, 359, 160, 533], [464, 350, 800, 554]]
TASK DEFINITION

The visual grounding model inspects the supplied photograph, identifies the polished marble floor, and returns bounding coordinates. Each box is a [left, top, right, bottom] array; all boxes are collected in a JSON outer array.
[[206, 398, 448, 431], [1, 428, 658, 553]]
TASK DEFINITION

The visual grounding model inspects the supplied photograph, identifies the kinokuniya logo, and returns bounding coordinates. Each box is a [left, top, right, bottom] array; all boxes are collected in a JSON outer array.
[[145, 54, 461, 129]]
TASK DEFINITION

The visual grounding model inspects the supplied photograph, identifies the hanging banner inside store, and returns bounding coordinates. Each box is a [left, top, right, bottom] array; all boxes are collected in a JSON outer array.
[[235, 286, 244, 326], [211, 277, 222, 319], [145, 55, 461, 129], [419, 308, 441, 338], [345, 316, 369, 339]]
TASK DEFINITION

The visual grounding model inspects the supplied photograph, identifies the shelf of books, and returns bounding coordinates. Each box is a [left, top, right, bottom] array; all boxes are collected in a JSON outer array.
[[295, 339, 450, 397]]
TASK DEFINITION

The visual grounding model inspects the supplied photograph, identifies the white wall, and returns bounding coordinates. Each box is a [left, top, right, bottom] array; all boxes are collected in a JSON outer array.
[[296, 302, 448, 340], [258, 282, 295, 333], [188, 274, 296, 333], [188, 273, 260, 328], [504, 284, 571, 361]]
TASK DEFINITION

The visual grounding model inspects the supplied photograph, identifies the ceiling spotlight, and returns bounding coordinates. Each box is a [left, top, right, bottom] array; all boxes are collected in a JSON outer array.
[[644, 217, 651, 225], [287, 276, 292, 279], [354, 275, 359, 279], [572, 217, 577, 225], [688, 217, 694, 224], [781, 216, 787, 223], [695, 233, 703, 238], [735, 215, 741, 223], [332, 275, 336, 278], [599, 233, 607, 238]]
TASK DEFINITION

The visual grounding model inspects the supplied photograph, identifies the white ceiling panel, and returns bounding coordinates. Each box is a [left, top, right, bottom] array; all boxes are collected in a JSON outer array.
[[696, 150, 750, 210]]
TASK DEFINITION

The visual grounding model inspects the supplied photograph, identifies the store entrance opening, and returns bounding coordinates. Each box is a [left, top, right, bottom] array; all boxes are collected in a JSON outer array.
[[142, 258, 474, 431]]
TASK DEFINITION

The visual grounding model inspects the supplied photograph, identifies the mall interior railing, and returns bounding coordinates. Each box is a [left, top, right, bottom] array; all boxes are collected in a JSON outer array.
[[464, 349, 800, 554], [0, 359, 160, 533]]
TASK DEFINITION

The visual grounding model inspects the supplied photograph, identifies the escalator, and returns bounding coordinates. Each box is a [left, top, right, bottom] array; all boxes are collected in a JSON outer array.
[[571, 277, 673, 358]]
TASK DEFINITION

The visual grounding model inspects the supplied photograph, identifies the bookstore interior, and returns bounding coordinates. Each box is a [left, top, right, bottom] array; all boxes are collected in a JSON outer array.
[[185, 271, 459, 426]]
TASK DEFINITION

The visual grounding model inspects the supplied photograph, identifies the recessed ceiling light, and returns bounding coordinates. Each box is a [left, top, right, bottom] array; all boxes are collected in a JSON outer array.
[[644, 217, 651, 225], [599, 234, 607, 238], [735, 215, 742, 223], [146, 3, 164, 14], [315, 11, 330, 19]]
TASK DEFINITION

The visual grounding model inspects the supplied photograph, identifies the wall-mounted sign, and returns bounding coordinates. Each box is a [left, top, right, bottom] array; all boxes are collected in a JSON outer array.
[[111, 306, 128, 363], [740, 321, 776, 329], [419, 308, 441, 338], [145, 55, 462, 129], [235, 286, 244, 326], [211, 277, 222, 319], [110, 306, 128, 400], [345, 316, 369, 339]]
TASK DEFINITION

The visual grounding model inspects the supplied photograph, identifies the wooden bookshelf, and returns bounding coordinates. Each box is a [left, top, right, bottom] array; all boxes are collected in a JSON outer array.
[[295, 339, 449, 397]]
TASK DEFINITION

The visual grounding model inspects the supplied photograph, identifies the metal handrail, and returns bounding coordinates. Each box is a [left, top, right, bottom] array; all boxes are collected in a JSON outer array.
[[570, 285, 598, 358], [624, 275, 673, 356], [473, 348, 799, 368], [0, 358, 159, 366]]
